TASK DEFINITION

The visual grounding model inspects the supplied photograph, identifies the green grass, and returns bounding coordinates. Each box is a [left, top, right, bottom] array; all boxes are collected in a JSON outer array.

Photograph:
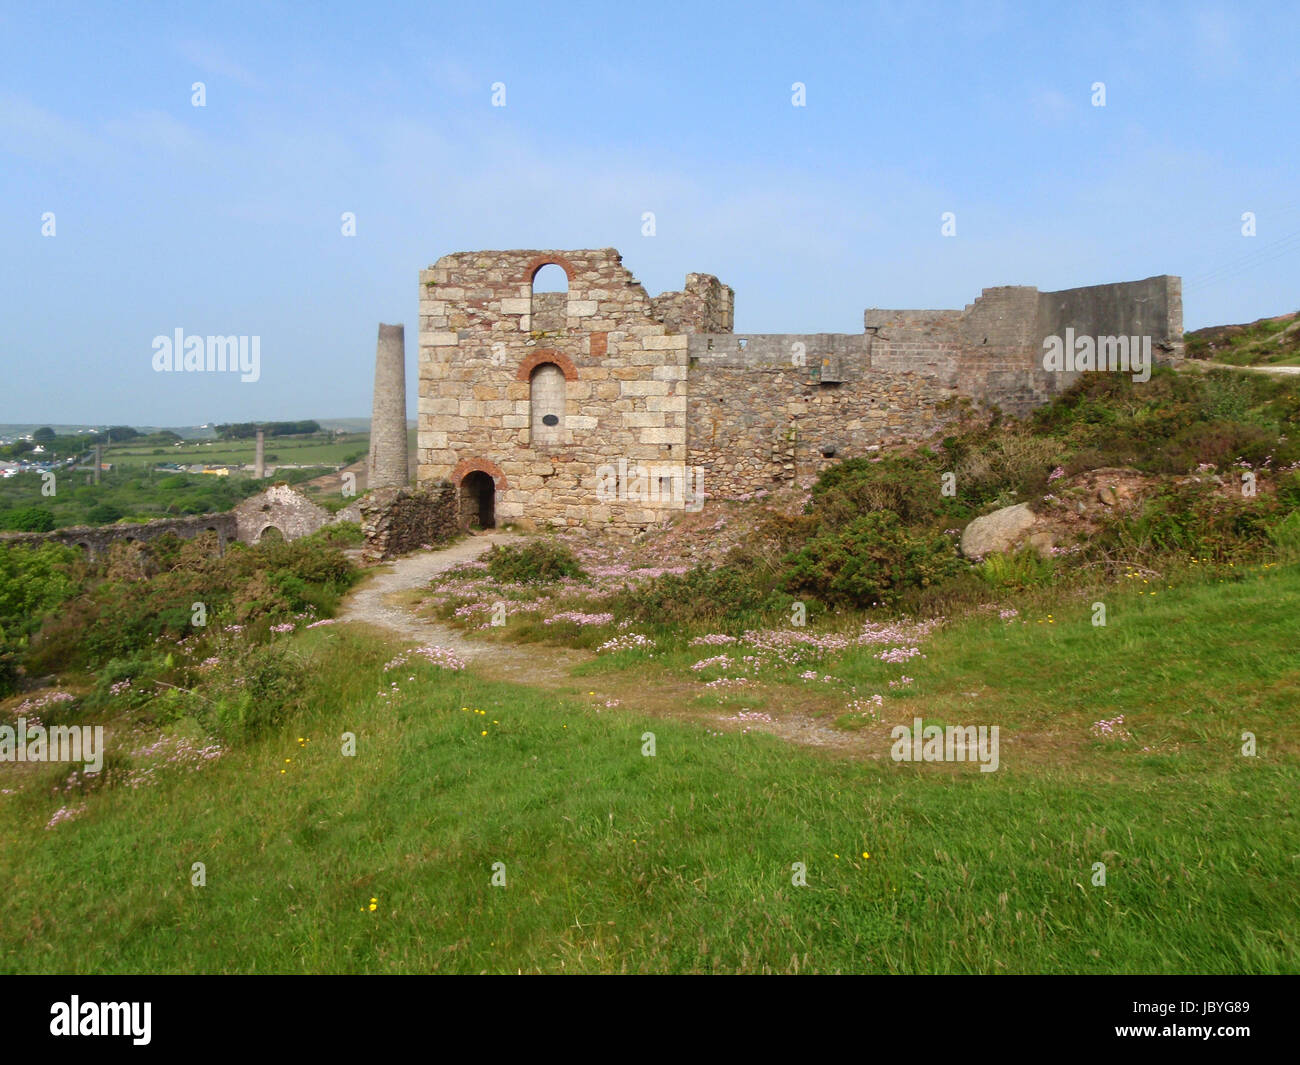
[[2, 562, 1298, 973], [0, 467, 269, 529], [109, 433, 369, 469]]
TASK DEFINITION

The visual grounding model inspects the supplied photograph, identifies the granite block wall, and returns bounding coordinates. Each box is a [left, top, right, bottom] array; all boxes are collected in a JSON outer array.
[[415, 248, 1182, 527]]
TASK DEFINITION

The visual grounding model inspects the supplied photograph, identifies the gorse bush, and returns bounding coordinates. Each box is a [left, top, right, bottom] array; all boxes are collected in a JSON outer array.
[[485, 540, 586, 584], [24, 531, 357, 673], [781, 510, 963, 608], [806, 454, 957, 527], [0, 542, 83, 638]]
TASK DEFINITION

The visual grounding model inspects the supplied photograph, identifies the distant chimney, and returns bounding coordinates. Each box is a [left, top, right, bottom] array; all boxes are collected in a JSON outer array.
[[93, 444, 102, 485], [369, 323, 409, 490], [254, 429, 265, 479]]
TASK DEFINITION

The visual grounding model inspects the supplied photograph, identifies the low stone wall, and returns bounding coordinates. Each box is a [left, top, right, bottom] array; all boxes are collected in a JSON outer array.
[[0, 513, 238, 560], [358, 483, 458, 560], [0, 484, 361, 561]]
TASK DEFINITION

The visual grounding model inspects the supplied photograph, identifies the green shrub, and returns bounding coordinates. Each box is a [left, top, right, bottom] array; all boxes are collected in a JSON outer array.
[[0, 542, 82, 637], [1275, 471, 1300, 509], [781, 510, 964, 608], [807, 454, 956, 526], [203, 643, 306, 742], [0, 507, 55, 532], [85, 503, 124, 524], [304, 520, 364, 545], [485, 540, 586, 584], [1089, 481, 1284, 563], [976, 545, 1056, 590], [0, 640, 18, 698], [609, 560, 795, 627], [1266, 510, 1300, 557]]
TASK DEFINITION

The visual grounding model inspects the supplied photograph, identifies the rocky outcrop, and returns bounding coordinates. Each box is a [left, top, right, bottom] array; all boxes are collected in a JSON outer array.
[[960, 503, 1039, 559], [960, 467, 1160, 559]]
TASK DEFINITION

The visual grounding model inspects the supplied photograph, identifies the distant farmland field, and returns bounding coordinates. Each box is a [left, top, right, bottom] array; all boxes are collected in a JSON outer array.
[[109, 434, 370, 469]]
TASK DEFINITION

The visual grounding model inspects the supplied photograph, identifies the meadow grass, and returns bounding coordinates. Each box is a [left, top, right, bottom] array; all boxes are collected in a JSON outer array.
[[108, 434, 369, 469], [2, 564, 1297, 974]]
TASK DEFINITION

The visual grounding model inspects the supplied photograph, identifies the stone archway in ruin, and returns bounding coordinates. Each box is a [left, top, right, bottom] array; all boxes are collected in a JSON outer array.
[[451, 458, 508, 531], [459, 471, 496, 530]]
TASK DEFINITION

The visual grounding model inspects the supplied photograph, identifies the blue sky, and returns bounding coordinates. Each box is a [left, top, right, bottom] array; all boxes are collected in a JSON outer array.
[[2, 1, 1297, 425]]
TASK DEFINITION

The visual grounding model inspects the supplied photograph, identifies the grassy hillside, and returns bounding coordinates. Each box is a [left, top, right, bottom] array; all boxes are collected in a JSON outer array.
[[2, 560, 1297, 973], [1186, 311, 1300, 366], [2, 368, 1298, 974]]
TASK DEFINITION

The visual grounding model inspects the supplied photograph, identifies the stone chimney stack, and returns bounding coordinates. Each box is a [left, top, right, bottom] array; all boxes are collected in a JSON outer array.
[[368, 323, 409, 490], [254, 429, 265, 479]]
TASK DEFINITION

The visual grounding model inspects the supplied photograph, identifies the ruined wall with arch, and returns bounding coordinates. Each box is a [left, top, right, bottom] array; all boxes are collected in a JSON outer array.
[[0, 484, 357, 560], [0, 513, 239, 560], [417, 247, 1182, 529], [418, 248, 705, 529], [232, 483, 336, 544]]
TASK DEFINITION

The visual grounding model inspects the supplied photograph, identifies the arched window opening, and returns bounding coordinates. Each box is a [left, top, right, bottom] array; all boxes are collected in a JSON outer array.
[[529, 363, 566, 447], [530, 263, 568, 332]]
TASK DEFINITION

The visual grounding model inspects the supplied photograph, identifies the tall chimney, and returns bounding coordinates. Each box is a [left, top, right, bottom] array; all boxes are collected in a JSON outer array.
[[369, 323, 409, 490], [254, 429, 265, 479], [93, 444, 102, 485]]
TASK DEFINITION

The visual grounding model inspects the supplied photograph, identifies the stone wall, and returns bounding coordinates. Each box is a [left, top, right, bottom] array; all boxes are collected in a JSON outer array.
[[685, 332, 955, 495], [418, 248, 693, 530], [359, 483, 458, 560], [0, 513, 238, 560], [650, 273, 735, 334], [1, 485, 360, 561], [417, 247, 1183, 527], [1035, 275, 1184, 398], [865, 276, 1184, 417]]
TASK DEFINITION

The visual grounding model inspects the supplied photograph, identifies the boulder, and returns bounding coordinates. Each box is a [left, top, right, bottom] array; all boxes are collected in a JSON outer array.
[[960, 503, 1038, 559]]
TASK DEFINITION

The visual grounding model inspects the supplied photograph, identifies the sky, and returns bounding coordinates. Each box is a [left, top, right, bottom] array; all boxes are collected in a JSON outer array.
[[2, 1, 1298, 426]]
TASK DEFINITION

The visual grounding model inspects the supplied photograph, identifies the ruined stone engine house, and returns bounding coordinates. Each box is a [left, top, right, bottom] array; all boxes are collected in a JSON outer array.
[[416, 248, 1183, 531]]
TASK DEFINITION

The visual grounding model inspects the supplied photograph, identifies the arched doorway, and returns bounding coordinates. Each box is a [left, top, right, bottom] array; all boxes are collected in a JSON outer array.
[[460, 471, 495, 530], [257, 525, 284, 542]]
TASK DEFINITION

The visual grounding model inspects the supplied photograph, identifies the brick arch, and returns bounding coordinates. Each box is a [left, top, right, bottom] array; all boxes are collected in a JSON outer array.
[[525, 254, 576, 283], [515, 350, 578, 383], [451, 457, 509, 491]]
